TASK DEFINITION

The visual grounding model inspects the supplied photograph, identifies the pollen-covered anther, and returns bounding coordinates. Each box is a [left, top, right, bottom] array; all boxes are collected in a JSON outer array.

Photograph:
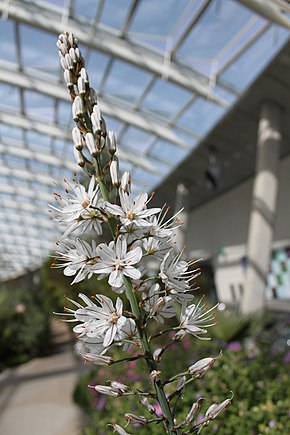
[[82, 199, 90, 208]]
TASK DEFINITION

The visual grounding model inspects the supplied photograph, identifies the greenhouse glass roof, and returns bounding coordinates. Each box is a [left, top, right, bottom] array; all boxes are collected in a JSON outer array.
[[0, 0, 290, 280]]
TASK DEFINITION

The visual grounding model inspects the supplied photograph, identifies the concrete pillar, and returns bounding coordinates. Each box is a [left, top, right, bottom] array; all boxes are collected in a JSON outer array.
[[241, 101, 283, 314], [174, 182, 190, 253]]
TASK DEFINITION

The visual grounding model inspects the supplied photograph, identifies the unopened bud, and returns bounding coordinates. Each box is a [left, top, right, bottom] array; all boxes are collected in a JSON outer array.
[[101, 116, 107, 136], [188, 357, 215, 377], [59, 42, 67, 57], [140, 396, 155, 414], [77, 76, 86, 96], [72, 127, 83, 151], [73, 147, 85, 167], [59, 54, 68, 71], [109, 424, 130, 435], [153, 347, 163, 363], [72, 96, 83, 121], [92, 385, 120, 397], [67, 32, 74, 48], [125, 413, 147, 426], [185, 398, 203, 423], [91, 112, 101, 133], [90, 89, 98, 105], [121, 171, 131, 194], [64, 70, 73, 87], [205, 396, 232, 420], [176, 375, 186, 392], [69, 47, 77, 63], [110, 156, 120, 187], [107, 130, 116, 155], [65, 53, 73, 70], [85, 132, 98, 157], [110, 381, 130, 393], [80, 67, 89, 84], [149, 370, 161, 383], [75, 47, 81, 61], [83, 353, 113, 366]]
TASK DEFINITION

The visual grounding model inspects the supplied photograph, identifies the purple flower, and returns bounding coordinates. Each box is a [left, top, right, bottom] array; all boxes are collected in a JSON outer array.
[[227, 341, 241, 352], [283, 351, 290, 363]]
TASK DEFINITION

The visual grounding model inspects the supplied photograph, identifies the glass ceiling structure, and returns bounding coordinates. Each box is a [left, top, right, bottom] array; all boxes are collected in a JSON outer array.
[[0, 0, 290, 281]]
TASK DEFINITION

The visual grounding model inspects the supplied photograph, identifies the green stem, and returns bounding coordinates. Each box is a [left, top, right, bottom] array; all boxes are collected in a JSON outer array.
[[93, 159, 177, 433], [124, 277, 178, 434]]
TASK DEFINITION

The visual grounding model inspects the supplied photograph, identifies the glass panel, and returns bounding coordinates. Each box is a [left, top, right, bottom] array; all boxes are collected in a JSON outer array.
[[221, 26, 289, 90], [176, 98, 225, 135], [133, 167, 161, 187], [0, 19, 16, 63], [178, 0, 253, 71], [57, 101, 72, 125], [87, 51, 110, 91], [120, 127, 153, 153], [0, 83, 20, 112], [149, 140, 188, 166], [25, 91, 54, 121], [73, 0, 99, 22], [27, 131, 52, 151], [142, 79, 192, 120], [104, 60, 152, 104], [100, 0, 132, 30], [0, 124, 23, 141], [129, 0, 190, 50], [20, 24, 59, 76]]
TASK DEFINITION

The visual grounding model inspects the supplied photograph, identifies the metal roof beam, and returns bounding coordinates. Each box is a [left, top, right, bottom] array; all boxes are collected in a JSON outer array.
[[0, 62, 188, 151], [0, 0, 227, 106]]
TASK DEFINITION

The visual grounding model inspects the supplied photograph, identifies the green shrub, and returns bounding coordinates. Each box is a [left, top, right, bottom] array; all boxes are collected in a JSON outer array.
[[73, 318, 290, 434]]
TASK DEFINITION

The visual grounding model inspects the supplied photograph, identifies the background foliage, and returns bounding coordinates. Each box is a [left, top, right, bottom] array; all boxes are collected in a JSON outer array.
[[73, 312, 290, 434]]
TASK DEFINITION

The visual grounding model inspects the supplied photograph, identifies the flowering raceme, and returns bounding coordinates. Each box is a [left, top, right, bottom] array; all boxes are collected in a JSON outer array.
[[52, 32, 232, 434]]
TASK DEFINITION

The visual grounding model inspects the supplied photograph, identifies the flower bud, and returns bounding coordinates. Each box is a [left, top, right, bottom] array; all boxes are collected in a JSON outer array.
[[83, 353, 113, 366], [85, 132, 98, 157], [59, 54, 68, 71], [69, 47, 77, 63], [65, 53, 73, 70], [140, 396, 155, 414], [153, 347, 163, 363], [80, 67, 89, 84], [109, 424, 130, 435], [72, 127, 83, 151], [101, 116, 107, 136], [67, 32, 74, 48], [64, 70, 73, 87], [125, 413, 147, 426], [149, 369, 161, 382], [90, 89, 98, 105], [72, 96, 83, 121], [110, 381, 130, 393], [77, 76, 86, 96], [110, 156, 120, 187], [205, 396, 232, 420], [91, 112, 101, 133], [107, 130, 116, 155], [185, 398, 203, 423], [73, 147, 85, 167], [59, 42, 67, 57], [188, 357, 215, 377], [121, 171, 131, 194], [92, 385, 120, 397], [75, 47, 81, 61]]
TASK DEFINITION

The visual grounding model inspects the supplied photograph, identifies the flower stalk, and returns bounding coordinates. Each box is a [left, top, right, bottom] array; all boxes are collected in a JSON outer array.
[[52, 31, 232, 434]]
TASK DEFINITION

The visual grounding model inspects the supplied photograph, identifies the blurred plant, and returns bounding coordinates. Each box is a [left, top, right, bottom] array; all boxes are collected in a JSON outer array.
[[74, 319, 290, 434], [52, 32, 232, 434], [0, 284, 50, 370]]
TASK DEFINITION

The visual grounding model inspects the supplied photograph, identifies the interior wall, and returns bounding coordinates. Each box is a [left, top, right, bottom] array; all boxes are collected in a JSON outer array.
[[187, 154, 290, 258]]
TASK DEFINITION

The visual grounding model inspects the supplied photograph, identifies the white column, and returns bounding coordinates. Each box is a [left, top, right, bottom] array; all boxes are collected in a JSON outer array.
[[241, 101, 283, 314], [174, 182, 190, 253]]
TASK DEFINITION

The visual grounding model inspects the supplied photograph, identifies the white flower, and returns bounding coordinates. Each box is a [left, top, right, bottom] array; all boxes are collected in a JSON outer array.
[[105, 190, 160, 229], [175, 299, 218, 340], [50, 176, 104, 237], [72, 293, 127, 347], [159, 250, 200, 302], [118, 318, 138, 350], [143, 284, 176, 324], [53, 238, 99, 284], [142, 237, 171, 260], [147, 204, 183, 239], [92, 236, 142, 288]]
